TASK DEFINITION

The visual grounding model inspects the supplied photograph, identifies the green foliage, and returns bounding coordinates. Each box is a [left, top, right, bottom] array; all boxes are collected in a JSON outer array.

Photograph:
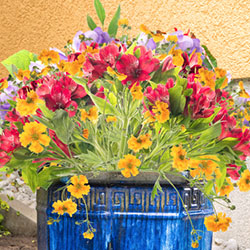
[[202, 45, 217, 68], [87, 15, 97, 30], [94, 0, 106, 26], [107, 5, 120, 37], [1, 50, 37, 77], [169, 85, 186, 116]]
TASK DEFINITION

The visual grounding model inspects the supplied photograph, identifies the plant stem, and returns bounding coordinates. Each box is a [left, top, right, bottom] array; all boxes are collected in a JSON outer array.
[[119, 115, 129, 159]]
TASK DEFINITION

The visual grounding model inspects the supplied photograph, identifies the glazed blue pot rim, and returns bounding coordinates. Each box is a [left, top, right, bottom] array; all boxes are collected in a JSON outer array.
[[60, 171, 188, 187]]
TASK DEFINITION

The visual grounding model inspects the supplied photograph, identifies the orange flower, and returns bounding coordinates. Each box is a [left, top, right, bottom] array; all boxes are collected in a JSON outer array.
[[19, 122, 50, 154], [143, 110, 156, 124], [118, 154, 141, 178], [130, 84, 143, 100], [83, 231, 94, 240], [67, 175, 90, 199], [52, 199, 77, 217], [152, 101, 170, 123], [15, 69, 30, 81], [204, 213, 232, 232], [197, 68, 216, 90], [118, 18, 128, 26], [107, 66, 127, 81], [38, 50, 60, 65], [83, 129, 89, 139], [191, 241, 199, 248], [237, 169, 250, 192], [189, 155, 220, 179], [170, 145, 189, 171], [80, 107, 98, 123], [16, 90, 44, 116], [106, 116, 117, 123], [216, 178, 234, 196], [167, 35, 178, 43], [168, 45, 184, 66], [128, 134, 152, 152], [239, 81, 250, 98], [214, 67, 228, 88]]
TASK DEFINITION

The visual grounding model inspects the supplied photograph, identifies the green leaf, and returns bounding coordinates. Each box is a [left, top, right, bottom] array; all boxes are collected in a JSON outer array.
[[12, 148, 36, 160], [107, 5, 120, 37], [198, 123, 221, 143], [125, 42, 137, 55], [216, 164, 227, 189], [215, 76, 226, 89], [21, 162, 40, 192], [183, 88, 193, 96], [151, 67, 181, 85], [87, 15, 97, 30], [168, 85, 186, 116], [52, 110, 75, 144], [37, 102, 54, 119], [202, 45, 217, 68], [94, 0, 106, 26], [32, 116, 54, 130], [1, 50, 37, 77], [151, 178, 163, 200], [77, 150, 103, 165], [204, 180, 214, 195]]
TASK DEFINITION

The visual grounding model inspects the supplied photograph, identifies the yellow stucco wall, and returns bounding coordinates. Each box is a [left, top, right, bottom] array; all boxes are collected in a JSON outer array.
[[0, 0, 249, 78]]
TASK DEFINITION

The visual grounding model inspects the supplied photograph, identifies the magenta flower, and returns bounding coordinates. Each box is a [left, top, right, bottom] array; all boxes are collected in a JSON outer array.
[[116, 46, 160, 87]]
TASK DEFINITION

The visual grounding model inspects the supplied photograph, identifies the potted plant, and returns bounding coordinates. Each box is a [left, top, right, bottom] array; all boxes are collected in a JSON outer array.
[[1, 1, 250, 249]]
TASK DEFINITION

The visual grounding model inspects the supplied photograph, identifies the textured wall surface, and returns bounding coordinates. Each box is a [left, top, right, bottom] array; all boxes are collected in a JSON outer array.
[[0, 0, 250, 78]]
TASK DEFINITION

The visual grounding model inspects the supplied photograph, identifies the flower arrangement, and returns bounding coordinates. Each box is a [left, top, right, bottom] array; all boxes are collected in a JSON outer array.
[[1, 0, 250, 248]]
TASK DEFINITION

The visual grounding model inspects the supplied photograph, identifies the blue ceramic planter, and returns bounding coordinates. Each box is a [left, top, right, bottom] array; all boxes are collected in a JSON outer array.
[[37, 172, 213, 250]]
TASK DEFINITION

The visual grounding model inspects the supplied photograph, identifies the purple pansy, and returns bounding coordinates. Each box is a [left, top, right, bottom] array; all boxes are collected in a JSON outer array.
[[0, 81, 18, 120], [73, 28, 113, 52], [137, 33, 156, 50]]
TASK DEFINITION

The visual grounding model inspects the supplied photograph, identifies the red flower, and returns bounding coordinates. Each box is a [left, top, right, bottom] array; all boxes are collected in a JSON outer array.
[[17, 80, 39, 99], [180, 52, 202, 75], [0, 127, 21, 153], [116, 46, 160, 87], [227, 164, 241, 180], [0, 151, 11, 167], [83, 44, 120, 83], [213, 109, 242, 140], [37, 73, 86, 117], [233, 128, 250, 160], [185, 81, 215, 119], [49, 130, 71, 158]]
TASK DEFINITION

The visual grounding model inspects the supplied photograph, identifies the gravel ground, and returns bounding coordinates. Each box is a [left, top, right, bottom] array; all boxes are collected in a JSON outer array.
[[0, 235, 37, 250], [0, 172, 36, 209]]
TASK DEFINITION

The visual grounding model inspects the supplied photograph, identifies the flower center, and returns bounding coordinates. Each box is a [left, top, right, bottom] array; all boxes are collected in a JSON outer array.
[[31, 133, 39, 140], [26, 97, 34, 104]]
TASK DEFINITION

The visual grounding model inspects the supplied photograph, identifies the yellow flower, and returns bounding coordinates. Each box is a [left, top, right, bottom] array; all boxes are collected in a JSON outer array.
[[38, 50, 60, 65], [204, 213, 232, 232], [106, 116, 117, 123], [139, 24, 151, 34], [130, 84, 143, 100], [143, 110, 156, 124], [118, 18, 128, 26], [80, 106, 98, 123], [239, 81, 250, 98], [128, 133, 152, 152], [191, 241, 199, 248], [118, 154, 141, 178], [0, 79, 8, 91], [189, 155, 220, 179], [197, 68, 216, 90], [168, 45, 184, 66], [83, 231, 94, 240], [67, 175, 90, 199], [19, 122, 50, 154], [167, 35, 178, 43], [170, 145, 189, 171], [15, 69, 30, 81], [216, 178, 234, 196], [214, 67, 228, 88], [83, 129, 89, 139], [237, 169, 250, 192], [107, 66, 127, 81], [52, 199, 77, 217], [16, 90, 44, 116], [152, 101, 170, 123]]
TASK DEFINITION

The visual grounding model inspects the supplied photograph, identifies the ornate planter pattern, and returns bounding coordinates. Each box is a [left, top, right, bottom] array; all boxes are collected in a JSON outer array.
[[37, 172, 213, 250]]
